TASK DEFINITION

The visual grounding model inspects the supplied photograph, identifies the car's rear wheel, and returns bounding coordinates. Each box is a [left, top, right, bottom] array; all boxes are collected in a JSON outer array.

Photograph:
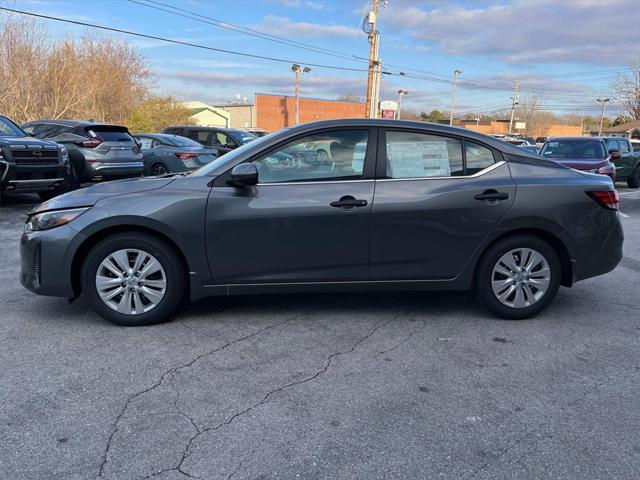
[[151, 163, 169, 176], [81, 233, 185, 326], [476, 234, 560, 319], [627, 168, 640, 188]]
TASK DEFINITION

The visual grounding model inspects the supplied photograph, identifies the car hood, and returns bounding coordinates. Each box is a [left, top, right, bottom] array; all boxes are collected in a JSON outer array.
[[0, 135, 58, 147], [32, 176, 176, 214], [550, 157, 609, 170]]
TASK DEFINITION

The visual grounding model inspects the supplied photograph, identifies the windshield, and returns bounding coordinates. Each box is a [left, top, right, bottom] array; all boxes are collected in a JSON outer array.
[[189, 129, 284, 177], [0, 116, 26, 137], [540, 140, 606, 159]]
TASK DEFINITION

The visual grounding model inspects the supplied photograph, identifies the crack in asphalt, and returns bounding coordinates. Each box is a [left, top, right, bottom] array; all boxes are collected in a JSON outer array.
[[171, 311, 409, 479], [375, 317, 425, 359], [97, 312, 308, 480]]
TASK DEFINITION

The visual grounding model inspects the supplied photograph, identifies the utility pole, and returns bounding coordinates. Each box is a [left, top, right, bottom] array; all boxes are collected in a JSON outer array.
[[291, 64, 311, 125], [364, 0, 380, 118], [596, 98, 610, 136], [449, 69, 461, 126], [396, 89, 408, 119], [508, 80, 520, 134], [580, 110, 584, 135]]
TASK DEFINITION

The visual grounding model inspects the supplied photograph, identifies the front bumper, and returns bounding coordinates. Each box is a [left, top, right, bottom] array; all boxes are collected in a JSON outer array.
[[1, 161, 67, 193], [20, 224, 83, 298]]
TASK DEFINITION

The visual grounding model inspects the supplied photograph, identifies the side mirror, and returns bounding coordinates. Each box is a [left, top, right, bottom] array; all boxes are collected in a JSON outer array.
[[229, 163, 258, 187], [609, 149, 621, 159]]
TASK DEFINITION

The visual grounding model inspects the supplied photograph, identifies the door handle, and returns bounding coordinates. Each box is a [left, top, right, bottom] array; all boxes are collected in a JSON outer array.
[[330, 195, 368, 209], [474, 190, 509, 202]]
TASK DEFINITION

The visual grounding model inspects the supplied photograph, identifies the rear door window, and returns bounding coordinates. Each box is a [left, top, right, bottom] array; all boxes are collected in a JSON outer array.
[[465, 141, 495, 174], [136, 136, 154, 149], [384, 131, 464, 178]]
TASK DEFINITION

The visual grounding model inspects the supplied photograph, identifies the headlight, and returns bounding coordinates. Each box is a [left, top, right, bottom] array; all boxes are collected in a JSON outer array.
[[58, 144, 69, 165], [24, 207, 89, 233]]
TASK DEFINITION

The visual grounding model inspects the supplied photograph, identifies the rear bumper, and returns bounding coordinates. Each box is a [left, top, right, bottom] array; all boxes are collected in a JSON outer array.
[[560, 210, 624, 284], [87, 161, 144, 180], [0, 161, 67, 193]]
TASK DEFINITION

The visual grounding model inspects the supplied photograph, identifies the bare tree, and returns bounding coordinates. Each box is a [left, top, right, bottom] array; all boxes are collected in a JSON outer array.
[[517, 96, 560, 137], [610, 61, 640, 120], [0, 14, 150, 124]]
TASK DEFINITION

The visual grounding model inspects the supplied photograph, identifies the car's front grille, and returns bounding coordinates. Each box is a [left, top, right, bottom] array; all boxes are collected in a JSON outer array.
[[11, 149, 58, 165]]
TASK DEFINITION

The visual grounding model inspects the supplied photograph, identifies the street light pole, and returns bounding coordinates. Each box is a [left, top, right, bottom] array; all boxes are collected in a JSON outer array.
[[596, 98, 610, 136], [508, 80, 520, 135], [291, 64, 311, 125], [396, 89, 408, 119], [449, 69, 461, 126]]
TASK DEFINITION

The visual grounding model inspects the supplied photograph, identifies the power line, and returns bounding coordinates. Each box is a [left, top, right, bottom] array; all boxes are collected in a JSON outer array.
[[128, 0, 371, 65], [0, 6, 369, 73]]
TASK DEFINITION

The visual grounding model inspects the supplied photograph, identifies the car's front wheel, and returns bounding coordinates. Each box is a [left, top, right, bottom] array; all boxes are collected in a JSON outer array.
[[476, 234, 560, 319], [81, 233, 185, 326]]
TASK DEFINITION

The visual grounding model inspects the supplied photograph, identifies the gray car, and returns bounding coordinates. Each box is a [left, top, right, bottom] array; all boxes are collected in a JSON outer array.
[[20, 119, 623, 326], [21, 120, 144, 183], [132, 133, 220, 176]]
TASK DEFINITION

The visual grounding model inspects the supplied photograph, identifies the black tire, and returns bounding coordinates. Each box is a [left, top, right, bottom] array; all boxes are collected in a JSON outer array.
[[627, 168, 640, 188], [476, 234, 561, 320], [151, 163, 169, 176], [81, 233, 185, 326], [68, 150, 88, 182]]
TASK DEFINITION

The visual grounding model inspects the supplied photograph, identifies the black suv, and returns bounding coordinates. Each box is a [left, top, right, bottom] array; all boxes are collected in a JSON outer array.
[[162, 125, 256, 156], [0, 116, 70, 200], [22, 120, 143, 183]]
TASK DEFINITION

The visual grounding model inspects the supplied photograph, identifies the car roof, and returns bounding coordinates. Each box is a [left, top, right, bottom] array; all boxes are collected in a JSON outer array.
[[279, 118, 542, 159]]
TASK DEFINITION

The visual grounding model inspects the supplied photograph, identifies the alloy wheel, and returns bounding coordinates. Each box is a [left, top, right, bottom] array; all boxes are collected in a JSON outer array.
[[491, 248, 551, 309], [95, 249, 167, 315]]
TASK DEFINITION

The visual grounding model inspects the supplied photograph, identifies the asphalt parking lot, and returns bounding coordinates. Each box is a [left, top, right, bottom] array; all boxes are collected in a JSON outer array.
[[1, 188, 640, 480]]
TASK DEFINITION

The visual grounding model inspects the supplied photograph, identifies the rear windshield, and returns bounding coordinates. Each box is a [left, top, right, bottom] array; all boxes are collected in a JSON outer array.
[[540, 140, 606, 159], [83, 125, 134, 142], [165, 135, 202, 147], [0, 116, 25, 137]]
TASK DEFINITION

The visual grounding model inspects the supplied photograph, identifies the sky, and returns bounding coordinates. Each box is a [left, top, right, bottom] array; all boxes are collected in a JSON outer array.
[[3, 0, 640, 118]]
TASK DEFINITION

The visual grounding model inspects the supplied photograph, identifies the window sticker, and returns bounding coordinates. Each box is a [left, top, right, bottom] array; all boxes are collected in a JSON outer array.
[[387, 141, 451, 177]]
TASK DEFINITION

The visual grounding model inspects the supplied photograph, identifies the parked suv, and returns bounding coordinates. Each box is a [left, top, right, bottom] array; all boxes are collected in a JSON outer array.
[[162, 125, 256, 156], [21, 120, 143, 183], [602, 137, 640, 188], [0, 115, 70, 200]]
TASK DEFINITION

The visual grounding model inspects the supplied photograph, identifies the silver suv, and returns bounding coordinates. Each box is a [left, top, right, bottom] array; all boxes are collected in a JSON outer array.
[[21, 120, 143, 183]]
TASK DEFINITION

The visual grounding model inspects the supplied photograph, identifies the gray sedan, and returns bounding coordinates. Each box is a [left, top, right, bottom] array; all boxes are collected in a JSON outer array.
[[20, 119, 623, 326], [132, 133, 219, 176]]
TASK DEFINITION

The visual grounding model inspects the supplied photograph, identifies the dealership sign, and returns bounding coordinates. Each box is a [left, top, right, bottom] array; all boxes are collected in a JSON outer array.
[[379, 100, 398, 119]]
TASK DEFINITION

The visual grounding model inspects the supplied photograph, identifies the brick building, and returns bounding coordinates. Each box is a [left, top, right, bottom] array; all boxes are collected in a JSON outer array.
[[460, 119, 582, 137], [255, 93, 366, 132]]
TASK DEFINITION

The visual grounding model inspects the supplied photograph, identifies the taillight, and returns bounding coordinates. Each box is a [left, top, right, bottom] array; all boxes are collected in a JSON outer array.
[[76, 139, 102, 148], [175, 152, 198, 159], [587, 190, 619, 210], [596, 165, 615, 175]]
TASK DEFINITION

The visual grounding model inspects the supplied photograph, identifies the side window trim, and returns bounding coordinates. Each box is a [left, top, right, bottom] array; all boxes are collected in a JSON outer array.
[[212, 127, 377, 187], [376, 128, 501, 180]]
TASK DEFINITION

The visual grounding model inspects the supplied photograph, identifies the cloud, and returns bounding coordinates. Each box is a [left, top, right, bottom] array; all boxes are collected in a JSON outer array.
[[275, 0, 324, 9], [383, 0, 640, 66], [256, 15, 361, 38]]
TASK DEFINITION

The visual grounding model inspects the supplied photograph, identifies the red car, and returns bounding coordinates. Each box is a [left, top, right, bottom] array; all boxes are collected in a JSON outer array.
[[539, 137, 616, 181]]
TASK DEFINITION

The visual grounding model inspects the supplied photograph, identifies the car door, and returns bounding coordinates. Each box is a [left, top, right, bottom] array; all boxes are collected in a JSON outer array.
[[611, 139, 636, 178], [206, 128, 376, 284], [371, 128, 516, 280]]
